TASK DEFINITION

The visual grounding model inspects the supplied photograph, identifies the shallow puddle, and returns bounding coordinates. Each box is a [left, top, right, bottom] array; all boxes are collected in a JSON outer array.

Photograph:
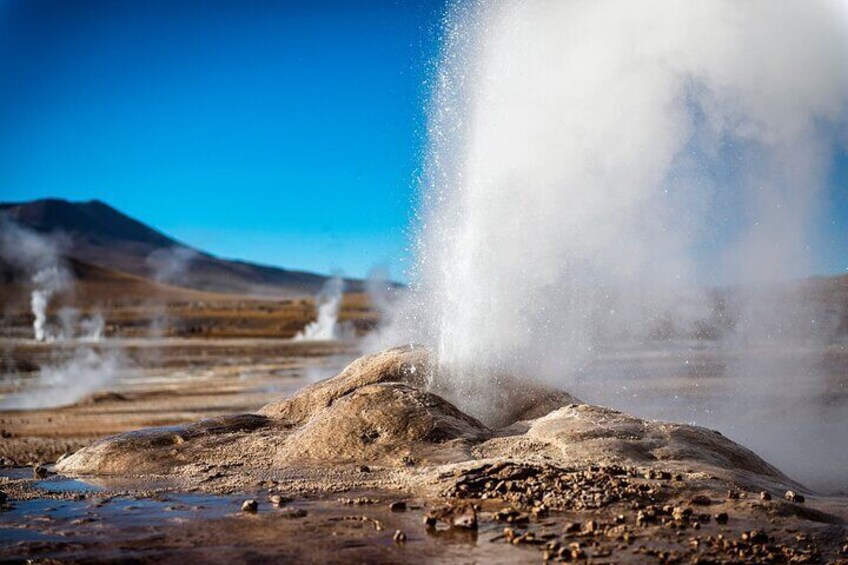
[[0, 486, 531, 563], [36, 477, 103, 493]]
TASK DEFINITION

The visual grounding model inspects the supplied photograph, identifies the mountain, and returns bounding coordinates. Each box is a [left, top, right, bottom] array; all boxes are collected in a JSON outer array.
[[0, 254, 233, 310], [0, 198, 363, 296]]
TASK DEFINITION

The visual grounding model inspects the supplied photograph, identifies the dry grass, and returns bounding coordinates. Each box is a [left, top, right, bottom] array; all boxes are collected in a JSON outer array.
[[1, 260, 381, 339]]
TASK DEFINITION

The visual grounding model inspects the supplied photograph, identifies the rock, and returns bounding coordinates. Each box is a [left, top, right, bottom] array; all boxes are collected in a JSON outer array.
[[269, 495, 290, 507], [53, 346, 814, 506], [389, 501, 407, 512], [451, 504, 478, 529], [689, 495, 711, 506], [56, 413, 271, 475], [241, 499, 258, 512], [393, 530, 407, 544], [784, 490, 805, 503], [258, 346, 578, 430], [424, 503, 478, 530], [276, 383, 487, 466], [563, 521, 581, 533], [0, 491, 7, 505], [672, 506, 692, 521], [760, 491, 772, 501], [741, 530, 769, 544], [714, 512, 729, 524], [401, 455, 416, 467], [33, 465, 49, 479]]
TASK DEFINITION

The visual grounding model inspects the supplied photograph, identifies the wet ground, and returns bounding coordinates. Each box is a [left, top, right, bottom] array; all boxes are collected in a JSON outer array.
[[3, 463, 847, 564], [0, 468, 531, 564]]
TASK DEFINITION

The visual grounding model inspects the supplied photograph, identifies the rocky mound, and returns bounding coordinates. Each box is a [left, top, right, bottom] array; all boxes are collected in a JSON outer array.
[[57, 346, 796, 492]]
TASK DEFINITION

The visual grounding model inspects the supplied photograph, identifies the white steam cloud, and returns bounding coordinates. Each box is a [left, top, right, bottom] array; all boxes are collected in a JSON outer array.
[[294, 276, 352, 341], [378, 1, 848, 431], [1, 348, 126, 410], [1, 1, 846, 487]]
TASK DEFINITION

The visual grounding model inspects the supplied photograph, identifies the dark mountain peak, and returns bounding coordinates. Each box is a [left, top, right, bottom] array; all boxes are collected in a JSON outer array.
[[0, 197, 364, 296], [0, 198, 181, 248]]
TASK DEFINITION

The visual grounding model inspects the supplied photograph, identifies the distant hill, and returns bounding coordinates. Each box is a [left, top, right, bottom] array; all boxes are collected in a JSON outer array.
[[0, 198, 363, 296], [0, 254, 236, 310]]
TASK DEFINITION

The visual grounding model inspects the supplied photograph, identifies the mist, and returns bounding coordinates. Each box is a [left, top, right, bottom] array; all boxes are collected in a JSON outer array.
[[144, 247, 199, 342], [1, 347, 126, 410], [376, 0, 848, 490]]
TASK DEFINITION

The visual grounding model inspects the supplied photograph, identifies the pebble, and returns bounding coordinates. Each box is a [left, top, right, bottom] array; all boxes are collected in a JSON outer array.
[[33, 465, 49, 479], [424, 503, 478, 530], [741, 530, 768, 544], [269, 495, 290, 507], [389, 501, 407, 512], [338, 496, 378, 505], [714, 512, 729, 524], [784, 490, 805, 503], [689, 495, 711, 506], [393, 530, 407, 544], [358, 465, 371, 473], [451, 505, 478, 529], [241, 499, 258, 512], [759, 491, 772, 501]]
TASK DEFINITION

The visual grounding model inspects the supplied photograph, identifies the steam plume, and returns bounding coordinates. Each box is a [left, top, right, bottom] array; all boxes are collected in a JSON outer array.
[[295, 276, 350, 341], [380, 1, 848, 423], [0, 217, 124, 409], [0, 217, 71, 341]]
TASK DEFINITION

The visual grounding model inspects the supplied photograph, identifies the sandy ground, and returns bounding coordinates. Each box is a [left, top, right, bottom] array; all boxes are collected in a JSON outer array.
[[0, 338, 359, 464], [1, 340, 847, 563]]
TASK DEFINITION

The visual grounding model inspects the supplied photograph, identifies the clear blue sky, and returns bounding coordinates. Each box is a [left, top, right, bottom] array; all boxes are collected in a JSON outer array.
[[0, 0, 446, 279]]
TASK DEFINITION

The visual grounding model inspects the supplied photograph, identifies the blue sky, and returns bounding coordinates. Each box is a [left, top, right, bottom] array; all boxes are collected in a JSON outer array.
[[0, 0, 446, 279]]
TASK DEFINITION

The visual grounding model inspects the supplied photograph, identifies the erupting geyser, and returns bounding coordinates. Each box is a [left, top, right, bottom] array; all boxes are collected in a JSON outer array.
[[378, 0, 848, 425]]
